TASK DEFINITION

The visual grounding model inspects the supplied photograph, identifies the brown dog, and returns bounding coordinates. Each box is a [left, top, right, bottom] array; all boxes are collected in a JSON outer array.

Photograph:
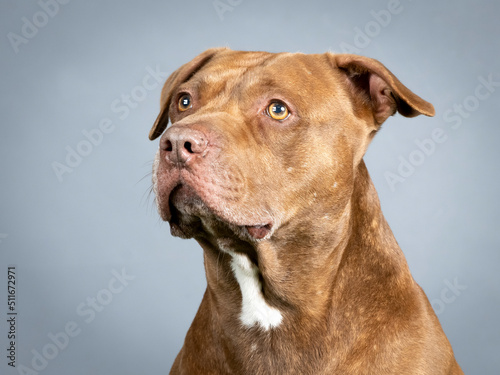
[[149, 48, 463, 374]]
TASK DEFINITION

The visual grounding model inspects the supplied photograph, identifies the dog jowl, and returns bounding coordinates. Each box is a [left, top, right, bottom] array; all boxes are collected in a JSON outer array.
[[149, 48, 463, 375]]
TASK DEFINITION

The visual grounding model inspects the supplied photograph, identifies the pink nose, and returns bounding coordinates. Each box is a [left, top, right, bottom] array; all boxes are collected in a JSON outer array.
[[160, 127, 208, 164]]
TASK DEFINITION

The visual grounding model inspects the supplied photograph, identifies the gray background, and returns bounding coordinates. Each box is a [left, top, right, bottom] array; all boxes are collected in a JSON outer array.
[[0, 0, 498, 374]]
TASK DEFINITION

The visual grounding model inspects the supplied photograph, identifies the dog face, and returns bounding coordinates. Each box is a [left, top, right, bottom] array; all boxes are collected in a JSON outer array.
[[150, 48, 434, 245]]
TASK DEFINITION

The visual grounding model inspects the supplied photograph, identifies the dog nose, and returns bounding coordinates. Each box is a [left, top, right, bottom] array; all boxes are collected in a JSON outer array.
[[160, 127, 208, 164]]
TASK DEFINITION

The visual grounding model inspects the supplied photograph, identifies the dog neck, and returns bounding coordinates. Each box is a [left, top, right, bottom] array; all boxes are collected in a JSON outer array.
[[193, 160, 413, 365]]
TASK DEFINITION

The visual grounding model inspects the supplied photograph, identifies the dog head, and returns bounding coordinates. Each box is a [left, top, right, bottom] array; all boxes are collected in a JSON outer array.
[[149, 48, 434, 245]]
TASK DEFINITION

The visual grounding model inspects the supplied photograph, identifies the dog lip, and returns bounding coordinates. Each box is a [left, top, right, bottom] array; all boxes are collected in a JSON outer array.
[[168, 187, 274, 240], [167, 187, 179, 222], [167, 184, 193, 216], [245, 224, 272, 240], [160, 177, 274, 240], [161, 183, 182, 222]]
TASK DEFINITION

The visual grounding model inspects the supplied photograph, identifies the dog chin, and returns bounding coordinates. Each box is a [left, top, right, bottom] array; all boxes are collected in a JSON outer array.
[[160, 184, 274, 241], [163, 184, 207, 239]]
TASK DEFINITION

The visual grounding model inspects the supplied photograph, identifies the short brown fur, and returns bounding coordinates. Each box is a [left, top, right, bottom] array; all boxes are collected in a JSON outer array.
[[150, 48, 463, 374]]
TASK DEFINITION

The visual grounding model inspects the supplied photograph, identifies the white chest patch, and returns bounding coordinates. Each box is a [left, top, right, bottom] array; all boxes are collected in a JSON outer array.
[[230, 253, 283, 331]]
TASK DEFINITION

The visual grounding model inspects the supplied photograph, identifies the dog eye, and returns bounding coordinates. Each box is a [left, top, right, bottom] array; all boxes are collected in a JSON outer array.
[[267, 101, 290, 121], [178, 94, 192, 112]]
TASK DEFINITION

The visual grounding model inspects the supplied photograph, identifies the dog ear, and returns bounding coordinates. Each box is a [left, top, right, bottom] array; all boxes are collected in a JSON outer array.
[[149, 47, 228, 140], [330, 54, 435, 125]]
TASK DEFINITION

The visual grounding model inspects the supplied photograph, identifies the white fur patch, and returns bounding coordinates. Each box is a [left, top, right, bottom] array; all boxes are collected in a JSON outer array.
[[230, 254, 282, 331]]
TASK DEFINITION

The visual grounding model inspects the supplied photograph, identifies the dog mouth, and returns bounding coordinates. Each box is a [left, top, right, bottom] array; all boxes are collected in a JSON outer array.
[[165, 183, 273, 241], [245, 224, 272, 240], [168, 192, 198, 239]]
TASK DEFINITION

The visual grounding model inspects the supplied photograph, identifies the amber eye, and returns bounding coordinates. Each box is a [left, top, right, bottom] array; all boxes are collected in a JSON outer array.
[[178, 94, 192, 111], [267, 101, 289, 120]]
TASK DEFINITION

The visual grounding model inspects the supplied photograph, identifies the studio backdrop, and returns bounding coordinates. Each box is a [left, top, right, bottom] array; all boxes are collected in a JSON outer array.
[[0, 0, 499, 374]]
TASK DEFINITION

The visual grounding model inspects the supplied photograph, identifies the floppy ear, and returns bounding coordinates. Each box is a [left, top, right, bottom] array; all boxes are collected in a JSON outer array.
[[149, 47, 228, 140], [330, 53, 435, 125]]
